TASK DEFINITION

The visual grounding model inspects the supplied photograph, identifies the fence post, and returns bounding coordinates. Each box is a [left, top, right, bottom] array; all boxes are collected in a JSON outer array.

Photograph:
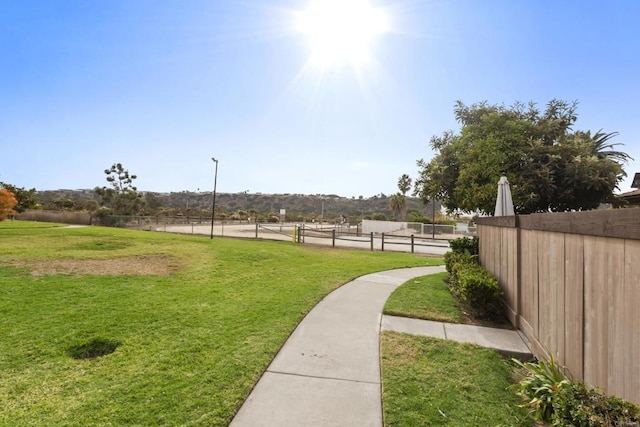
[[381, 233, 385, 251], [332, 229, 336, 248], [255, 223, 259, 239], [370, 232, 374, 251], [411, 234, 414, 253]]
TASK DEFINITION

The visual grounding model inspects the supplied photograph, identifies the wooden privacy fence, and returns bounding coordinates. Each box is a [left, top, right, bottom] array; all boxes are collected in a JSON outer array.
[[477, 210, 640, 405]]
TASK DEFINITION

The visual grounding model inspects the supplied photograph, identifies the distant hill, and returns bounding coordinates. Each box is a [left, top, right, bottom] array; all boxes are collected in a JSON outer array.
[[36, 189, 440, 221]]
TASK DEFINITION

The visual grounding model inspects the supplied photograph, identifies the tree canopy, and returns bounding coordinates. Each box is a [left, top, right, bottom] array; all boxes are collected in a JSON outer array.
[[0, 182, 39, 213], [94, 163, 145, 215], [414, 100, 631, 214], [0, 188, 18, 220]]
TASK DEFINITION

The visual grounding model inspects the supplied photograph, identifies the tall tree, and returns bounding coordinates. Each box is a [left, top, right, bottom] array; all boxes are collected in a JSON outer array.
[[415, 100, 631, 214], [94, 163, 145, 215], [0, 182, 39, 213], [0, 188, 18, 220], [390, 174, 412, 220]]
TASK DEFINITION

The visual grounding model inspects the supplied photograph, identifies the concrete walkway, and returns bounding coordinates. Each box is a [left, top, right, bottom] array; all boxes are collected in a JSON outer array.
[[229, 266, 531, 427]]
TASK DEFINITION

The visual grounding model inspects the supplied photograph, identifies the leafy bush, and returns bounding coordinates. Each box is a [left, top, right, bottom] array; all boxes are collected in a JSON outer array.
[[444, 252, 479, 299], [445, 236, 480, 278], [552, 382, 640, 426], [449, 236, 479, 255], [445, 236, 502, 319], [444, 250, 478, 274], [513, 356, 640, 426], [456, 265, 503, 319]]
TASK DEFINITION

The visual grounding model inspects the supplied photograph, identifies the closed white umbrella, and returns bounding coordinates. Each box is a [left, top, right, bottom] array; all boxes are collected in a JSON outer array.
[[494, 175, 515, 216]]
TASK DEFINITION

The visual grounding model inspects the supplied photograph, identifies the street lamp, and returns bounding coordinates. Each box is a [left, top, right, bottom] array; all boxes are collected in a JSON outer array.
[[210, 157, 218, 239]]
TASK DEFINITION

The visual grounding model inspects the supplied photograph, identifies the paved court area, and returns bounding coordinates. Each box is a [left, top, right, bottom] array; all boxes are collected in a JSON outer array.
[[160, 223, 451, 256]]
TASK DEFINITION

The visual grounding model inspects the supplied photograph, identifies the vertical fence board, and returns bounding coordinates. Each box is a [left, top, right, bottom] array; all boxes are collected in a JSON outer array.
[[489, 226, 498, 278], [549, 232, 565, 364], [501, 227, 509, 287], [505, 227, 517, 320], [563, 233, 584, 381], [622, 240, 640, 404], [508, 227, 518, 323], [520, 229, 539, 341], [538, 231, 552, 353], [584, 237, 620, 392], [478, 226, 486, 266], [607, 237, 625, 398], [583, 236, 605, 388]]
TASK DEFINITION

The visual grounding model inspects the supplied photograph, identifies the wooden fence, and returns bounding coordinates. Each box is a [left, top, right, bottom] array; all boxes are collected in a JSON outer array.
[[477, 209, 640, 405]]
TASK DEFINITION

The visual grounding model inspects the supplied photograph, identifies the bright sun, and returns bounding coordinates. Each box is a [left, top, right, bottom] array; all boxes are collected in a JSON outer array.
[[296, 0, 388, 66]]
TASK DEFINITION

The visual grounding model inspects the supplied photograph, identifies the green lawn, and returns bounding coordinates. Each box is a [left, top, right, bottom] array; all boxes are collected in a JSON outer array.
[[381, 333, 532, 426], [383, 272, 461, 323], [381, 272, 532, 426], [0, 221, 440, 426]]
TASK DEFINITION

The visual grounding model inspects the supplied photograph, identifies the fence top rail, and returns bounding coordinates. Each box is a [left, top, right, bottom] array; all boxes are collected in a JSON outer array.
[[476, 208, 640, 240]]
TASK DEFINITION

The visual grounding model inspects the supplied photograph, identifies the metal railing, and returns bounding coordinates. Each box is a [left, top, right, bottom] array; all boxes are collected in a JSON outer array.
[[84, 216, 473, 254]]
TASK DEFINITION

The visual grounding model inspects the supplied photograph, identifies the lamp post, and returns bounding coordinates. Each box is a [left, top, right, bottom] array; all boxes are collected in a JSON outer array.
[[210, 157, 218, 239]]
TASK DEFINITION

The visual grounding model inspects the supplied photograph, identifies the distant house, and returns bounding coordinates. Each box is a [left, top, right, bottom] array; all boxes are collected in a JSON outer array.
[[619, 172, 640, 206]]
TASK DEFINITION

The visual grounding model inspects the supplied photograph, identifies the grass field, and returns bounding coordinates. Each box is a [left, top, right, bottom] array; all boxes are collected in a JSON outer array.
[[0, 221, 440, 426]]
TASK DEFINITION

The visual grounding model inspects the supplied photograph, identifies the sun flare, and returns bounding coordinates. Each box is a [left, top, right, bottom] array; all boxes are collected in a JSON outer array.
[[296, 0, 389, 66]]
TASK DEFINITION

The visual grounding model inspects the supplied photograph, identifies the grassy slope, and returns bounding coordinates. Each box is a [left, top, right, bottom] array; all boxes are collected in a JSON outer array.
[[0, 221, 440, 426]]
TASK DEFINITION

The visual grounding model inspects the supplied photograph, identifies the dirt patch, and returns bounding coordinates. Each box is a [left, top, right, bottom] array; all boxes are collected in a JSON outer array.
[[11, 255, 178, 277]]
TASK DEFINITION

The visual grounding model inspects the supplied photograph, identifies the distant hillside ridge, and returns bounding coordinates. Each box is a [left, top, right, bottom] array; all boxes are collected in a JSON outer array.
[[35, 189, 440, 221]]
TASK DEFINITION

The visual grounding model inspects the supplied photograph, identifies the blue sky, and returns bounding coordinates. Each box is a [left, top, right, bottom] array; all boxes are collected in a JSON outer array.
[[2, 0, 639, 198]]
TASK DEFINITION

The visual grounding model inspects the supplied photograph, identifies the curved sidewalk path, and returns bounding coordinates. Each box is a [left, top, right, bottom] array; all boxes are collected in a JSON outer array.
[[230, 265, 530, 427]]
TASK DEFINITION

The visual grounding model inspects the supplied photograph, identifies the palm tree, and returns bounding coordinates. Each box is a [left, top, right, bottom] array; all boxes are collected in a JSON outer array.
[[587, 130, 632, 163], [398, 174, 412, 196], [389, 194, 405, 221], [389, 174, 412, 221]]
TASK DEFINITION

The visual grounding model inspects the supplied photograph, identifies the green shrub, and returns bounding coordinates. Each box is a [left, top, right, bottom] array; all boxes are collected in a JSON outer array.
[[512, 355, 570, 423], [552, 382, 640, 426], [449, 236, 479, 255], [513, 355, 640, 426], [457, 265, 503, 319], [445, 236, 501, 319], [444, 252, 479, 300], [444, 250, 478, 274]]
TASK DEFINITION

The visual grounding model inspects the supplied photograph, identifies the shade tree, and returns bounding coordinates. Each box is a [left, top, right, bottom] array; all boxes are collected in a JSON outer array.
[[415, 100, 631, 214]]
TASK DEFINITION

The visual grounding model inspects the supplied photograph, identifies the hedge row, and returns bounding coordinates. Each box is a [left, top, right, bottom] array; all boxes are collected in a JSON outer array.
[[444, 237, 504, 320]]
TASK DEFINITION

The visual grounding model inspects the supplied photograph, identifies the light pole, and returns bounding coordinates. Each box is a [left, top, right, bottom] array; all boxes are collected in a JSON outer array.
[[210, 157, 218, 239]]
